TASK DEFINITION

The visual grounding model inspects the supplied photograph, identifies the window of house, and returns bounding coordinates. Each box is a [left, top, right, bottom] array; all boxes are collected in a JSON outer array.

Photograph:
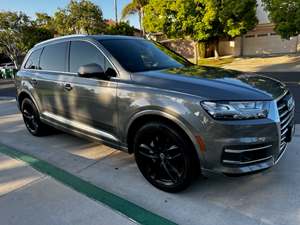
[[257, 33, 268, 37]]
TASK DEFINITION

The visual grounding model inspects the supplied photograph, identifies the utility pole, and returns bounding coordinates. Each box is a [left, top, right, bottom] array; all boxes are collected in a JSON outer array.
[[114, 0, 118, 24]]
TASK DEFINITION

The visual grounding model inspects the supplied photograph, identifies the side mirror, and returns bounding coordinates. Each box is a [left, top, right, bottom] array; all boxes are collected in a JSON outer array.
[[78, 63, 107, 79]]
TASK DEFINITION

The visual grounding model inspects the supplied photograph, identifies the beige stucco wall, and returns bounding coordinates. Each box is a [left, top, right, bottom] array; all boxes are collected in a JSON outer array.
[[218, 40, 235, 56]]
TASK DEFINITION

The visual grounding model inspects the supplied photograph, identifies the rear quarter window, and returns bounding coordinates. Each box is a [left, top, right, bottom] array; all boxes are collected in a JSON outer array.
[[24, 48, 42, 70]]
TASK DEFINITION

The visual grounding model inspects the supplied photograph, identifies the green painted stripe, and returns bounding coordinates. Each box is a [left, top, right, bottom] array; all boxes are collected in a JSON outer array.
[[0, 145, 177, 225]]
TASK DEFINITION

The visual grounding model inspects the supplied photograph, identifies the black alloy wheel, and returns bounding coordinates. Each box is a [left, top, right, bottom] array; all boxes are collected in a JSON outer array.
[[21, 98, 49, 136], [134, 122, 198, 192]]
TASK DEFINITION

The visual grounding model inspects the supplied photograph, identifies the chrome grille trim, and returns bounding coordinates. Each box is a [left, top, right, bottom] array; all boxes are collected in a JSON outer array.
[[277, 104, 285, 110], [280, 110, 289, 118], [223, 156, 273, 165], [277, 91, 293, 154], [224, 144, 272, 153], [281, 116, 293, 131], [281, 112, 292, 125]]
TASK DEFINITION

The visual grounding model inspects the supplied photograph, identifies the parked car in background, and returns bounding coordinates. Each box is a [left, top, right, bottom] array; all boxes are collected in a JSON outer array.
[[0, 63, 16, 70], [15, 35, 295, 192], [0, 63, 17, 79]]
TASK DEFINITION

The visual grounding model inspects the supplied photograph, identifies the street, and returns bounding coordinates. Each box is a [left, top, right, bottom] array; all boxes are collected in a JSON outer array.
[[0, 79, 15, 98]]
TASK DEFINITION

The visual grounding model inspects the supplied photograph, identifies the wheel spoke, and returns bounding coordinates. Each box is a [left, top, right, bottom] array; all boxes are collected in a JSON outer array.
[[165, 160, 181, 179], [139, 144, 159, 159], [161, 161, 177, 183], [165, 145, 179, 152], [166, 153, 183, 160], [140, 143, 153, 152], [139, 151, 159, 159], [154, 135, 165, 148], [31, 118, 39, 129], [23, 110, 33, 120]]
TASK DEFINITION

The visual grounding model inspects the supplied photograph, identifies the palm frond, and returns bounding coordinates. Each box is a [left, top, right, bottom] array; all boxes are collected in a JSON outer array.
[[121, 2, 138, 19]]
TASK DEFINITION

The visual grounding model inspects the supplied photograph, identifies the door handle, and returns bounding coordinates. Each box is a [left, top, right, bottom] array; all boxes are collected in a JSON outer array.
[[31, 79, 38, 86], [64, 83, 73, 91]]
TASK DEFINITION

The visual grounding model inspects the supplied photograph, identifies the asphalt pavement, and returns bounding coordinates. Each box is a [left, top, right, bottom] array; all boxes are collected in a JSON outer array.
[[0, 79, 15, 98]]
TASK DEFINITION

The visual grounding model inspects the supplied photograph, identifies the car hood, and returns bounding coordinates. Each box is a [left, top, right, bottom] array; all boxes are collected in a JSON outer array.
[[132, 66, 286, 101]]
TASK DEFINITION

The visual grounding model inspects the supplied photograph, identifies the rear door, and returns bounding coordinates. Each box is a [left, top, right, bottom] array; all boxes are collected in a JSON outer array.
[[34, 41, 70, 117]]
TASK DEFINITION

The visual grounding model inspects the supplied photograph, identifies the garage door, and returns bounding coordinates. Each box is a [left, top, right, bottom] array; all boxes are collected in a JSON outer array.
[[243, 33, 297, 56]]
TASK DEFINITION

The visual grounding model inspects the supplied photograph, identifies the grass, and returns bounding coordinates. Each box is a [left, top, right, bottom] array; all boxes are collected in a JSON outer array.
[[197, 57, 234, 67]]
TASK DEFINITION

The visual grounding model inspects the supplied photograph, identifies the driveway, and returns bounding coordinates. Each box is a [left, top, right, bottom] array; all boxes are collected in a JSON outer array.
[[0, 99, 300, 225], [223, 54, 300, 72]]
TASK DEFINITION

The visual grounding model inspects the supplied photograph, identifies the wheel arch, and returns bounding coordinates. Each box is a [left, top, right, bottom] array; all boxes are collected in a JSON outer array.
[[17, 90, 40, 113], [126, 110, 204, 166]]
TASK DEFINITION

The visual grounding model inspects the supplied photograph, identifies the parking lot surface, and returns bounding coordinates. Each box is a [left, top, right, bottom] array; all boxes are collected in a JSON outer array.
[[0, 99, 300, 225]]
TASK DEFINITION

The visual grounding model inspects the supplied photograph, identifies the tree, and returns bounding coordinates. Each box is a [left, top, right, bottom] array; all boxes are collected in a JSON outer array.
[[144, 0, 258, 59], [0, 11, 53, 68], [35, 12, 56, 34], [0, 11, 31, 68], [262, 0, 300, 39], [105, 21, 135, 36], [121, 0, 148, 35], [54, 0, 105, 35]]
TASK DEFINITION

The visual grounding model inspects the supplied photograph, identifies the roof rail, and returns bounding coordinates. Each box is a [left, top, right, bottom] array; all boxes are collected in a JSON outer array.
[[35, 34, 87, 47]]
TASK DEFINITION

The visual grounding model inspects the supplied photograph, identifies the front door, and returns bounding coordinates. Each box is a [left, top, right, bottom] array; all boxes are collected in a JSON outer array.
[[66, 40, 118, 142]]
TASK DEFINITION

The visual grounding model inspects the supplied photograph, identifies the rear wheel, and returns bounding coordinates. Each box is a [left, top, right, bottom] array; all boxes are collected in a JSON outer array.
[[21, 98, 51, 136], [133, 122, 198, 192]]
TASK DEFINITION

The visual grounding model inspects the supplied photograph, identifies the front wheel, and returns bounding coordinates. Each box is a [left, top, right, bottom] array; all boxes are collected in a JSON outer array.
[[133, 122, 198, 192]]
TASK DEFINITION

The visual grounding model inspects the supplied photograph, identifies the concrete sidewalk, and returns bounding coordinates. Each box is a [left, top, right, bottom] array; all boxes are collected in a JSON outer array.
[[0, 152, 136, 225]]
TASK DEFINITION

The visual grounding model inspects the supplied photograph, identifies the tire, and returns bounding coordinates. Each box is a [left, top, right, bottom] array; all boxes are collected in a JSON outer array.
[[21, 98, 51, 136], [133, 122, 198, 192]]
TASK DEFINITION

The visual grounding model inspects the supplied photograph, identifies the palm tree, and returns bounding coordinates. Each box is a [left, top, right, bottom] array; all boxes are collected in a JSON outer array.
[[121, 0, 148, 35], [114, 0, 118, 24]]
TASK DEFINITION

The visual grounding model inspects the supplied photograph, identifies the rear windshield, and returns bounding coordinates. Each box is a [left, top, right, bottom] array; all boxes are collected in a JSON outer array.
[[98, 39, 192, 73]]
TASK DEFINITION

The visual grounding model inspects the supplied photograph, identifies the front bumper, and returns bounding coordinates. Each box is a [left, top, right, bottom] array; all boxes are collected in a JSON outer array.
[[200, 91, 295, 174]]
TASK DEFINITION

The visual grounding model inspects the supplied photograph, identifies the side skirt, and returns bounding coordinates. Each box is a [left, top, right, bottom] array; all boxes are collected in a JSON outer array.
[[40, 112, 128, 152]]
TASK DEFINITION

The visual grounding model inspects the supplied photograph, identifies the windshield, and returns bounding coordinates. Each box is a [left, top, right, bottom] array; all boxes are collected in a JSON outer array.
[[98, 39, 192, 73]]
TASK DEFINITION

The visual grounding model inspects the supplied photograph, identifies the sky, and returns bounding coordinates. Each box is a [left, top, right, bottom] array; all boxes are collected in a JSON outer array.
[[0, 0, 139, 28]]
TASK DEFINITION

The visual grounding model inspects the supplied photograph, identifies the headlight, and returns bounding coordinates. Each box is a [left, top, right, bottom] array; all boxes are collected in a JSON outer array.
[[201, 101, 270, 120]]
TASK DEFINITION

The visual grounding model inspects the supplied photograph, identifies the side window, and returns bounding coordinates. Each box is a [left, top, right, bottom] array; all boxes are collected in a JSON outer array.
[[40, 42, 68, 72], [69, 41, 105, 73], [24, 49, 42, 70]]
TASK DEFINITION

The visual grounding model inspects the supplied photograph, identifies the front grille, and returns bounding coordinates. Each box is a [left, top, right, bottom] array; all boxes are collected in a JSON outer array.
[[222, 143, 273, 167], [277, 91, 294, 152]]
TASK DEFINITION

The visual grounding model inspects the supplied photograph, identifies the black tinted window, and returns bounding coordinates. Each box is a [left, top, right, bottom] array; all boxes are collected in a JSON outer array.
[[40, 42, 67, 72], [70, 41, 105, 73], [24, 49, 42, 70], [99, 39, 189, 72]]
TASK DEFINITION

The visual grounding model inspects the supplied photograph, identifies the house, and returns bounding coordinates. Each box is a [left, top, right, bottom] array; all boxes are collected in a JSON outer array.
[[220, 0, 300, 56]]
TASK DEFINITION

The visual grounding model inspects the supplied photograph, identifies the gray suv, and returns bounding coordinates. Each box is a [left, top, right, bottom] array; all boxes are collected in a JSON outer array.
[[16, 35, 295, 192]]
